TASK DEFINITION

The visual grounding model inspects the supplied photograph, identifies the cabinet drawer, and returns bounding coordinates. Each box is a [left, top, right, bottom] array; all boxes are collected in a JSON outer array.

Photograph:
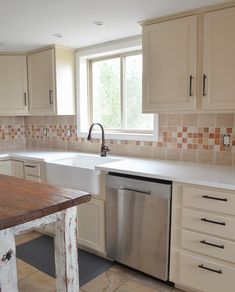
[[181, 229, 235, 263], [24, 162, 40, 176], [183, 186, 235, 215], [25, 175, 41, 183], [179, 253, 235, 292], [182, 208, 235, 240]]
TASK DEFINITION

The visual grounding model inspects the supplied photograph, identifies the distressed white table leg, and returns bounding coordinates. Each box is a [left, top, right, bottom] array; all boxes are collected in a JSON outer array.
[[54, 207, 79, 292], [0, 229, 18, 292]]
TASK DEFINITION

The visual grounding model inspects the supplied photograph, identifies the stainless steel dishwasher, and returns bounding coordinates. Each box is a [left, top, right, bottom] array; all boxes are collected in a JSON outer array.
[[106, 173, 172, 281]]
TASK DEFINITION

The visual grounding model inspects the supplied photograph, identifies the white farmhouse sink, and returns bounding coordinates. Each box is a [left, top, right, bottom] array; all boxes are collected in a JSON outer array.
[[46, 153, 121, 195]]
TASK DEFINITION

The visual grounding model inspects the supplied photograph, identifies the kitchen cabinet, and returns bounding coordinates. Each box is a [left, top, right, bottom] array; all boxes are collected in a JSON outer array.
[[142, 5, 235, 112], [0, 55, 28, 115], [202, 7, 235, 110], [28, 46, 75, 115], [142, 16, 197, 112], [24, 160, 46, 183], [77, 198, 105, 255], [170, 183, 235, 292], [11, 160, 24, 178], [0, 160, 12, 175]]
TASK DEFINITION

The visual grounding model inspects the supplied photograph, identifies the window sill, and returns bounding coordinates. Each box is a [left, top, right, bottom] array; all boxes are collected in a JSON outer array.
[[78, 131, 157, 141]]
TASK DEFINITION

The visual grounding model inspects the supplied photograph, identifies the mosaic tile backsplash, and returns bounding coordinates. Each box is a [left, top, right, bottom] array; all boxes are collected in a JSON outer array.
[[23, 113, 235, 166], [0, 114, 234, 166]]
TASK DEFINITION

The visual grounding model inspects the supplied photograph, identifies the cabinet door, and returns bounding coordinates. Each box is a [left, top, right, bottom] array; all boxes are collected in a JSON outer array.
[[0, 56, 28, 115], [28, 49, 56, 115], [142, 16, 197, 112], [11, 160, 24, 179], [203, 7, 235, 110], [77, 198, 105, 254], [0, 160, 12, 175]]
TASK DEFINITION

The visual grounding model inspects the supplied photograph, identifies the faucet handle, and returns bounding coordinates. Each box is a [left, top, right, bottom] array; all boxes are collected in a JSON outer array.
[[101, 144, 110, 156]]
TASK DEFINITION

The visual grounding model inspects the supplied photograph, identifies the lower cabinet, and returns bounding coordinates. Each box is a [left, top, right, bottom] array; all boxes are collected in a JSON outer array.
[[0, 160, 12, 175], [77, 198, 105, 255], [170, 183, 235, 292]]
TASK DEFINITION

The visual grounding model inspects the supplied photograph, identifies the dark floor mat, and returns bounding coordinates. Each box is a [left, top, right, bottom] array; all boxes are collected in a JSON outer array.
[[16, 235, 114, 286]]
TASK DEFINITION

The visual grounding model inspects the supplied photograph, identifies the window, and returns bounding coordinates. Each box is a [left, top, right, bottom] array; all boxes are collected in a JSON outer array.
[[76, 36, 158, 141], [89, 52, 153, 134]]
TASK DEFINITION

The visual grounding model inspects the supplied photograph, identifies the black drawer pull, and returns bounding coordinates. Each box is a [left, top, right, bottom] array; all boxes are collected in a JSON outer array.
[[202, 195, 228, 202], [201, 218, 226, 226], [198, 264, 222, 274], [203, 74, 207, 96], [189, 75, 193, 96], [25, 165, 36, 168], [200, 240, 224, 249]]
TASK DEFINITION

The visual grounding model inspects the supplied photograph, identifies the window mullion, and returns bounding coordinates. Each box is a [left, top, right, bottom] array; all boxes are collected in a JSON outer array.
[[121, 56, 126, 131], [88, 60, 93, 125]]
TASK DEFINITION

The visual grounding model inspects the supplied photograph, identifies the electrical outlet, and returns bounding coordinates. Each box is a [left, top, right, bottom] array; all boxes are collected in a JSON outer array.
[[223, 134, 230, 147], [67, 129, 72, 137], [43, 128, 48, 136]]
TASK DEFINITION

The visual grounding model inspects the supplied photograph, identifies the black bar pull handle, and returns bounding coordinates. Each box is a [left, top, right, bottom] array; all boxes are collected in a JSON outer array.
[[25, 165, 36, 168], [24, 92, 27, 106], [201, 218, 226, 226], [189, 75, 193, 96], [200, 240, 224, 249], [203, 74, 207, 96], [202, 195, 228, 202], [198, 264, 222, 274]]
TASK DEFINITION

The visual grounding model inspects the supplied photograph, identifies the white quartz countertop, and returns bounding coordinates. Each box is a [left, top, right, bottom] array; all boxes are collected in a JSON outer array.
[[0, 149, 234, 191], [95, 158, 235, 191]]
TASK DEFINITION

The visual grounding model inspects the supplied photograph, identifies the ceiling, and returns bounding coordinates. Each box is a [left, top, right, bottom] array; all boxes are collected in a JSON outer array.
[[0, 0, 228, 52]]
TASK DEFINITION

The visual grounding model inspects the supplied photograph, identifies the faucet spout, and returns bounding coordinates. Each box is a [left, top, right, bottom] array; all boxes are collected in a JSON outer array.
[[87, 123, 110, 157]]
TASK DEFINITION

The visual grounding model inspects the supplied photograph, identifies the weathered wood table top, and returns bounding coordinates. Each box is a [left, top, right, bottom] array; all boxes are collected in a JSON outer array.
[[0, 174, 91, 230]]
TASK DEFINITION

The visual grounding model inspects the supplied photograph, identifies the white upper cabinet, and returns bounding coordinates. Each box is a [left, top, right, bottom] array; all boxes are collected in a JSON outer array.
[[28, 49, 55, 115], [28, 47, 75, 115], [202, 7, 235, 110], [142, 15, 197, 112], [0, 55, 28, 115]]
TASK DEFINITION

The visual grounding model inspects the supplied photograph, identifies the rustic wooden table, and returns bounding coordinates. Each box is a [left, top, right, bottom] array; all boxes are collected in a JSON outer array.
[[0, 174, 91, 292]]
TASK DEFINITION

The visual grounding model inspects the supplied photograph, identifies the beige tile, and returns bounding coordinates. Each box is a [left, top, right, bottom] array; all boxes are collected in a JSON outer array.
[[17, 259, 38, 280], [166, 149, 181, 161], [82, 270, 128, 292], [153, 148, 166, 160], [198, 150, 214, 164], [159, 114, 167, 127], [14, 116, 24, 124], [125, 145, 139, 157], [3, 116, 14, 124], [182, 114, 198, 127], [167, 114, 182, 127], [181, 149, 197, 163], [215, 113, 234, 127], [215, 151, 233, 166], [139, 146, 153, 158], [19, 270, 56, 292], [116, 279, 156, 292], [198, 114, 215, 127]]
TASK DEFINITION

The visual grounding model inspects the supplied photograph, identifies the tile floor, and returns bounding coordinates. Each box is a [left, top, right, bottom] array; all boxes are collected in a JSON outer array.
[[15, 232, 182, 292]]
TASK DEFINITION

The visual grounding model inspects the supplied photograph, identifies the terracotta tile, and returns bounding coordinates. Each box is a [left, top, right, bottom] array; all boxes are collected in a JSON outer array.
[[116, 279, 156, 292], [82, 270, 128, 292], [18, 270, 56, 292], [16, 259, 38, 280]]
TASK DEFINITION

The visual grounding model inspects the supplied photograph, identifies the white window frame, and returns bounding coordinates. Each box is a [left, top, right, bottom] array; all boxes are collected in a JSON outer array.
[[76, 36, 158, 141]]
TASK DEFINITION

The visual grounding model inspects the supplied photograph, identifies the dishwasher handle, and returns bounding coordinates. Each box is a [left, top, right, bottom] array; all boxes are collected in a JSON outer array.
[[119, 186, 151, 195]]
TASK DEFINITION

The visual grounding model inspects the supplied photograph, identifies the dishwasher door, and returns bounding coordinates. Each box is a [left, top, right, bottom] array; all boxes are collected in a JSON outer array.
[[106, 173, 171, 281]]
